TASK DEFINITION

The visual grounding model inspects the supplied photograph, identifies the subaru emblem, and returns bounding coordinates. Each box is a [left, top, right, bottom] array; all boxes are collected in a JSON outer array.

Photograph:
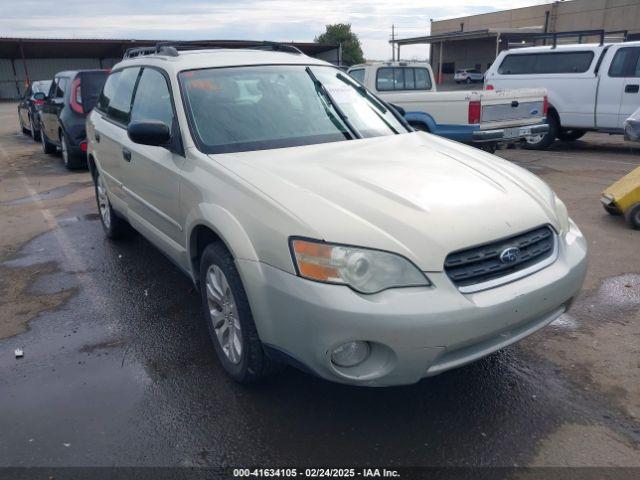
[[530, 109, 539, 115], [499, 247, 520, 264]]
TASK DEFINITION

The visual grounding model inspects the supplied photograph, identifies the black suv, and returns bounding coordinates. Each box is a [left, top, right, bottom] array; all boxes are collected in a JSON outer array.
[[39, 70, 108, 169], [18, 80, 52, 141]]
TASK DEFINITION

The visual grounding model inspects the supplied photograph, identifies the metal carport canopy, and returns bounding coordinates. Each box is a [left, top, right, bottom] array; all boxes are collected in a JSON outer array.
[[0, 38, 339, 59]]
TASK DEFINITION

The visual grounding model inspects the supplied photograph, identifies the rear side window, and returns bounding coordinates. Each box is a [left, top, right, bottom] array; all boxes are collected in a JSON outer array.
[[130, 68, 174, 133], [498, 51, 594, 75], [33, 81, 51, 94], [105, 67, 141, 124], [376, 67, 432, 91], [348, 68, 365, 84], [609, 47, 640, 77]]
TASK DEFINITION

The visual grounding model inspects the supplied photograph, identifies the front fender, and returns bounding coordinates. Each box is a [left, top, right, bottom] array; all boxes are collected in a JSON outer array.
[[186, 203, 259, 271]]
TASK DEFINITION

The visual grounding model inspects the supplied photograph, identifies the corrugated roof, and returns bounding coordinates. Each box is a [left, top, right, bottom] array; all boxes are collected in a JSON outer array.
[[0, 38, 338, 59]]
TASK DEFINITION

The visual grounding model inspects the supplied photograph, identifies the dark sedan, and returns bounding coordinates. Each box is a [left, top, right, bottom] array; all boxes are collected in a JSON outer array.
[[18, 80, 52, 141]]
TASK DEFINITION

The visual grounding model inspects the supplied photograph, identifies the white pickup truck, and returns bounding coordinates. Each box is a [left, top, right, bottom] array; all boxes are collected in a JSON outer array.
[[347, 61, 548, 148], [485, 41, 640, 149]]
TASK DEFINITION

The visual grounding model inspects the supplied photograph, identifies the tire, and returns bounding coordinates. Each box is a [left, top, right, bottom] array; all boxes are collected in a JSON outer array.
[[199, 242, 278, 383], [523, 111, 559, 150], [557, 129, 587, 142], [603, 203, 622, 216], [40, 127, 56, 154], [466, 78, 472, 84], [624, 203, 640, 230], [29, 115, 40, 141], [61, 132, 84, 170], [94, 170, 130, 239]]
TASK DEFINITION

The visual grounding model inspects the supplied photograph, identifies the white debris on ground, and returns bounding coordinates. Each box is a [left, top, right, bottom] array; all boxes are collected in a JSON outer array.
[[14, 348, 23, 358]]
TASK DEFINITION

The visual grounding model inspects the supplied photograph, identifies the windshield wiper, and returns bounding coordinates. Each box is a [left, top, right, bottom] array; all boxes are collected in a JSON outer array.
[[305, 67, 362, 140], [335, 72, 400, 134], [336, 72, 388, 114], [336, 73, 413, 131]]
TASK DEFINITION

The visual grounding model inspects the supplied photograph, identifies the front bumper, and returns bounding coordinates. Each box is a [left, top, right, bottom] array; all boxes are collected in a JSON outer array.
[[239, 222, 587, 386], [473, 123, 549, 143]]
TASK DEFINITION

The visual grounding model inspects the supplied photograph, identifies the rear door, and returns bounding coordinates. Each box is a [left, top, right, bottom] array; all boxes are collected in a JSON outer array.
[[91, 67, 141, 204], [122, 66, 185, 249]]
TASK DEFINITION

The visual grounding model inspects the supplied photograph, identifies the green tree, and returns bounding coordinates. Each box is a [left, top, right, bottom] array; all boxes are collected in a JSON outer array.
[[315, 23, 365, 66]]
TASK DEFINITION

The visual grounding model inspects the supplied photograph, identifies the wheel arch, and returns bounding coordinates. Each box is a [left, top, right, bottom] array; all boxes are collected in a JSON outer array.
[[405, 111, 436, 133], [187, 208, 259, 287]]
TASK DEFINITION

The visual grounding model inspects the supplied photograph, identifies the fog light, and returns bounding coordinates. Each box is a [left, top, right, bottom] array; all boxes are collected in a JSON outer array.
[[331, 341, 370, 368]]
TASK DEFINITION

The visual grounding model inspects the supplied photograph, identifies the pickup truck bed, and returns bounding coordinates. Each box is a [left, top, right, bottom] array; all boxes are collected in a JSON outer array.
[[348, 62, 548, 147]]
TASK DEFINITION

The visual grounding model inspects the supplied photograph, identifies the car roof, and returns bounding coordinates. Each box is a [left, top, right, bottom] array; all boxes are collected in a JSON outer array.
[[348, 61, 431, 69], [499, 42, 626, 55], [111, 48, 332, 73], [54, 69, 108, 78]]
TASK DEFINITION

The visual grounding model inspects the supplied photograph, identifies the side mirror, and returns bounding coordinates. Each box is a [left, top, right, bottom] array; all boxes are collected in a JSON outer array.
[[33, 92, 46, 101], [127, 120, 171, 147], [389, 102, 406, 116]]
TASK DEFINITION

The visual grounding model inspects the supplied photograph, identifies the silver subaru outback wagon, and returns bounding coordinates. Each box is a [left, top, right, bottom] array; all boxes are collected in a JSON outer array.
[[86, 42, 587, 386]]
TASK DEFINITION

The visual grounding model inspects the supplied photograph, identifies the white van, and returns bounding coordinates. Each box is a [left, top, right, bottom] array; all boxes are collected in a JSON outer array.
[[485, 42, 640, 149]]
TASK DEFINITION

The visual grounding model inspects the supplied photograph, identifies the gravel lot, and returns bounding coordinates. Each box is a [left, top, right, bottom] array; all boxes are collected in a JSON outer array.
[[0, 101, 638, 469]]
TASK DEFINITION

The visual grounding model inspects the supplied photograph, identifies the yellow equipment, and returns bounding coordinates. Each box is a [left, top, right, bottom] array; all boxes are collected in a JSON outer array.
[[601, 165, 640, 229]]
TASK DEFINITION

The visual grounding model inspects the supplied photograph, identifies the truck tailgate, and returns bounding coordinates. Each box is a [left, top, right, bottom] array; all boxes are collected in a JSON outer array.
[[480, 88, 546, 129]]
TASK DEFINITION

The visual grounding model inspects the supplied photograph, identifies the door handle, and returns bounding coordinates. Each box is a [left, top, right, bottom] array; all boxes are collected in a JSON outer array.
[[625, 84, 639, 93], [122, 148, 132, 162], [95, 132, 101, 143]]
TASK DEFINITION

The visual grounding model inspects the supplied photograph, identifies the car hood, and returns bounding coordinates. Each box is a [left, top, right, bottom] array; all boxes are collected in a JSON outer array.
[[211, 132, 560, 271]]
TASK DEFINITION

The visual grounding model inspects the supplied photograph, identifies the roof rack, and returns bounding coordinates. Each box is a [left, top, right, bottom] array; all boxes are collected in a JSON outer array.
[[122, 40, 303, 59], [539, 29, 628, 48]]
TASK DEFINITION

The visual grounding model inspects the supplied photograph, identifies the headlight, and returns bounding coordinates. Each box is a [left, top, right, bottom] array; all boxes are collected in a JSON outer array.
[[290, 239, 430, 294], [554, 195, 570, 235]]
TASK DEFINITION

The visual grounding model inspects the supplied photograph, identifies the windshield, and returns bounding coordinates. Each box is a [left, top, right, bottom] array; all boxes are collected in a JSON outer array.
[[33, 81, 52, 94], [179, 65, 410, 154]]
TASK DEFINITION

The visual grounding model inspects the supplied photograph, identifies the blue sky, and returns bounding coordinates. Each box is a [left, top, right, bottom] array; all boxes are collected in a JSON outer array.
[[0, 0, 549, 60]]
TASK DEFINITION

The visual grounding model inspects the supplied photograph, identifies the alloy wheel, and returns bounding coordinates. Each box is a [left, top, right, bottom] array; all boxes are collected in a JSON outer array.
[[205, 265, 243, 364], [96, 174, 111, 229], [61, 135, 69, 167]]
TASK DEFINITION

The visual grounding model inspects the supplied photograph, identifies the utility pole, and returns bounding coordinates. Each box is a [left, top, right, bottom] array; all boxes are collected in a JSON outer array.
[[391, 24, 395, 61]]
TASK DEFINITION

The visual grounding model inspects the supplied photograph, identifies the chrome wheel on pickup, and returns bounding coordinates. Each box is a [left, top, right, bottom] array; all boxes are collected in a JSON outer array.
[[524, 112, 558, 150]]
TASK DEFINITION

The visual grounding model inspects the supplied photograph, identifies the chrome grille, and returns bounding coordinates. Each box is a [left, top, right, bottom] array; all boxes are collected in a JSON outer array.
[[482, 100, 544, 123], [444, 226, 556, 290]]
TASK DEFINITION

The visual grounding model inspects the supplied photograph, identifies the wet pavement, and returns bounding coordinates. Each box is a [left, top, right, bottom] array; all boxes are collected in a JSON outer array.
[[0, 102, 639, 469]]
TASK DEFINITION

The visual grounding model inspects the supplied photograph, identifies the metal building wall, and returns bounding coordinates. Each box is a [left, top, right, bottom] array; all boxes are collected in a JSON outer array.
[[0, 59, 19, 99], [0, 57, 120, 99]]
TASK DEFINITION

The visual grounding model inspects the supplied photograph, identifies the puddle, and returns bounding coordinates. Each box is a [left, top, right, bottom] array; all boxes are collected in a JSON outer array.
[[57, 213, 100, 225], [550, 313, 580, 331], [591, 274, 640, 308], [0, 181, 92, 206]]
